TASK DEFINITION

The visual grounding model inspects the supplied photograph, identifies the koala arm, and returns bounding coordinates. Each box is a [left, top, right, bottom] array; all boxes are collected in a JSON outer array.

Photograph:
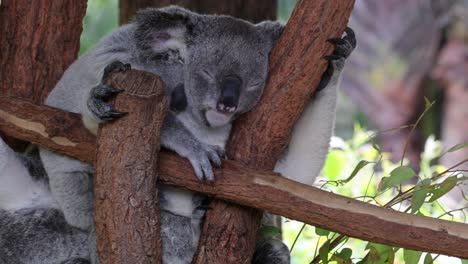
[[161, 111, 224, 181], [274, 77, 339, 185], [274, 28, 356, 186]]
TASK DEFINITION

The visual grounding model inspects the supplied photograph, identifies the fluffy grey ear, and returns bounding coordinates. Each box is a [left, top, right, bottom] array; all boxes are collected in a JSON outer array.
[[256, 21, 285, 45], [134, 6, 196, 62]]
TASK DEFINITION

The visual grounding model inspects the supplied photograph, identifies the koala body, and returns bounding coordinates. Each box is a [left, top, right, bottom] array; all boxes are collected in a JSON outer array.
[[0, 6, 355, 264], [0, 138, 90, 264]]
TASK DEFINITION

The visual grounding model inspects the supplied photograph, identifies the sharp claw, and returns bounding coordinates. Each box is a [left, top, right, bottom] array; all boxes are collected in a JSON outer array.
[[323, 55, 342, 61], [108, 110, 128, 118], [345, 27, 355, 38], [327, 38, 346, 45]]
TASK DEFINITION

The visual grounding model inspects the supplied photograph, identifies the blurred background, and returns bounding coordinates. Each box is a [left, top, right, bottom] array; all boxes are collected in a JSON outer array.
[[79, 1, 467, 263]]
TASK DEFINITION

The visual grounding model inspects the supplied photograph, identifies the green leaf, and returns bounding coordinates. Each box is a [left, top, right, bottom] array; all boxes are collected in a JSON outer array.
[[380, 166, 416, 190], [338, 248, 353, 260], [319, 240, 331, 264], [258, 226, 280, 238], [461, 259, 468, 264], [364, 243, 395, 264], [332, 248, 353, 264], [404, 249, 422, 264], [341, 160, 372, 183], [428, 176, 458, 202], [447, 142, 468, 152], [424, 253, 433, 264], [411, 179, 431, 213], [315, 227, 330, 236]]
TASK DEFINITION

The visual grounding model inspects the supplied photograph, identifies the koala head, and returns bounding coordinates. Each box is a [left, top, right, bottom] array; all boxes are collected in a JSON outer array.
[[134, 6, 284, 128]]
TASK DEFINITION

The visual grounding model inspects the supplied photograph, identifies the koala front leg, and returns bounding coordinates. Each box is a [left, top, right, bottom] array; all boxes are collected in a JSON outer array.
[[161, 111, 225, 182], [275, 27, 356, 185]]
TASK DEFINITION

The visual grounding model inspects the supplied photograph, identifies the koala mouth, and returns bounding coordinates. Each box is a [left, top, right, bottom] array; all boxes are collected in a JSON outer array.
[[204, 108, 233, 128]]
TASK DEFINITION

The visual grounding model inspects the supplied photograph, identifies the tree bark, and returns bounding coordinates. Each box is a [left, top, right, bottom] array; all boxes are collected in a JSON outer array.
[[0, 0, 86, 150], [194, 1, 355, 263], [2, 99, 468, 259], [119, 0, 276, 24], [94, 70, 168, 263]]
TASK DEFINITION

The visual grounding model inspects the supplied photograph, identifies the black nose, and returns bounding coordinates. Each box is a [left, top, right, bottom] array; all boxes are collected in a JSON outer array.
[[217, 75, 241, 113]]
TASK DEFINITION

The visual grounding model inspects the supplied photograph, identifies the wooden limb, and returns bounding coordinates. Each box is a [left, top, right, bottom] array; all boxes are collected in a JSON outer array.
[[0, 0, 86, 151], [94, 70, 168, 263], [0, 97, 96, 163], [1, 98, 468, 259], [194, 1, 356, 263], [0, 0, 86, 104]]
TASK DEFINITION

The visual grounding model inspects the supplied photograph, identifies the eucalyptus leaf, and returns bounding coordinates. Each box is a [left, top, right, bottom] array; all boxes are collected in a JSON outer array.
[[319, 240, 331, 264], [381, 166, 416, 190], [315, 227, 330, 236], [428, 176, 458, 202], [447, 142, 468, 152], [423, 253, 433, 264], [404, 249, 422, 264], [411, 179, 431, 213], [341, 160, 372, 183]]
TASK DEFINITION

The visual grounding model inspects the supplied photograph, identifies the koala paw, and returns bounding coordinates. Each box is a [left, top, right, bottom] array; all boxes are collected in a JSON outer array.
[[87, 84, 127, 121], [102, 60, 131, 83], [317, 27, 356, 92], [187, 144, 225, 182]]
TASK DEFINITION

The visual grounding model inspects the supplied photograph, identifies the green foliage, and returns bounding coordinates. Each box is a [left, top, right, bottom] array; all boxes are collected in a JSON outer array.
[[379, 166, 416, 191], [79, 0, 119, 56], [283, 125, 467, 264]]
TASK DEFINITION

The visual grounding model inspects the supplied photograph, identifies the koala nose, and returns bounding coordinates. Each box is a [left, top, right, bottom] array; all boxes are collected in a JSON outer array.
[[217, 75, 241, 113]]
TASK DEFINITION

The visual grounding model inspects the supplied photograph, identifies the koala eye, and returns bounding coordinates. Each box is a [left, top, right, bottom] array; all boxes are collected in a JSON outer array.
[[200, 70, 215, 83], [246, 81, 264, 91]]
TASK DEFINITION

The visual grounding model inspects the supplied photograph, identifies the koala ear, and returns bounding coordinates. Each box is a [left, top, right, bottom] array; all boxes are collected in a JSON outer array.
[[256, 21, 285, 44], [134, 6, 196, 61]]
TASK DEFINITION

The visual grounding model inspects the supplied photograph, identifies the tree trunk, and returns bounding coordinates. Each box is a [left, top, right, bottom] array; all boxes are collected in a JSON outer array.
[[94, 70, 168, 263], [0, 0, 86, 150], [119, 0, 276, 24]]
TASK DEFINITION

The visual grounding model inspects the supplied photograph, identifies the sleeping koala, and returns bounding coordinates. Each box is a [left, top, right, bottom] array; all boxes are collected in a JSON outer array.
[[1, 5, 355, 264]]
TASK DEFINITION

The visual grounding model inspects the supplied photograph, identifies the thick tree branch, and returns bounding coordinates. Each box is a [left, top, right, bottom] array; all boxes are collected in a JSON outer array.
[[0, 0, 87, 150], [94, 70, 167, 263], [195, 1, 356, 262], [2, 84, 468, 259]]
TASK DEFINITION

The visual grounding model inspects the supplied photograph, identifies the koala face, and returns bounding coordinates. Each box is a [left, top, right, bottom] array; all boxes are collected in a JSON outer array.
[[134, 6, 283, 128]]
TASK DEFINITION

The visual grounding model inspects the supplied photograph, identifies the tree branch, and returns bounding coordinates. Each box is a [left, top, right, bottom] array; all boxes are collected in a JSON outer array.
[[94, 70, 167, 263], [2, 87, 468, 259]]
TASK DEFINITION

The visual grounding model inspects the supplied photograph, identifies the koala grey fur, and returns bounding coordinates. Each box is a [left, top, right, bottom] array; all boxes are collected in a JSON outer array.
[[0, 5, 354, 264]]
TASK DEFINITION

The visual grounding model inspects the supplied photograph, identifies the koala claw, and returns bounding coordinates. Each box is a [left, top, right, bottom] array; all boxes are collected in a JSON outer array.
[[316, 27, 356, 92], [87, 84, 127, 122], [188, 144, 225, 182], [102, 61, 131, 82]]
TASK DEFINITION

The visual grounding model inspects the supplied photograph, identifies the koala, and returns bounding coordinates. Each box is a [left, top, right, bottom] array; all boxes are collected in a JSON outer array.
[[1, 6, 355, 264], [0, 137, 90, 264]]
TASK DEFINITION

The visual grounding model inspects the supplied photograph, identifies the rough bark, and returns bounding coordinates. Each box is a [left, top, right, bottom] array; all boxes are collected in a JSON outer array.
[[0, 97, 96, 163], [2, 101, 468, 259], [0, 0, 86, 104], [194, 1, 356, 263], [94, 70, 168, 263], [0, 0, 86, 150], [119, 0, 276, 24]]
